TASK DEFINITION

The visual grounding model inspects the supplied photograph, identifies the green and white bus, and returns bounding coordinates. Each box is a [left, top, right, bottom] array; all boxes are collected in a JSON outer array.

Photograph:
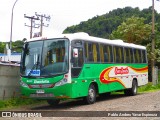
[[20, 32, 148, 105]]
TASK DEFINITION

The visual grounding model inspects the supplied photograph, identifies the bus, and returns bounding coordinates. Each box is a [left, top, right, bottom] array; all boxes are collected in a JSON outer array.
[[20, 32, 148, 105]]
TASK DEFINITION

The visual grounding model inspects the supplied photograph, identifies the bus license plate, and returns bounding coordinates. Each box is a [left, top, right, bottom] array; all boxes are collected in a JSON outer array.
[[36, 90, 44, 94]]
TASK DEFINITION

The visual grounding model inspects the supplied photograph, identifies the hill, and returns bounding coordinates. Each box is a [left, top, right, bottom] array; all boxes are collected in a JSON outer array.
[[63, 7, 160, 39]]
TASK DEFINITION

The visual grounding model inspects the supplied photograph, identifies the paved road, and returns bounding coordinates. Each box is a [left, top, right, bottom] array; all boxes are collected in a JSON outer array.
[[27, 91, 160, 111], [2, 91, 160, 120]]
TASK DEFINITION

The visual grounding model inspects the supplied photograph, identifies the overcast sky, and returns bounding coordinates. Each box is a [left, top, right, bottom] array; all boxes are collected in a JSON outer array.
[[0, 0, 160, 42]]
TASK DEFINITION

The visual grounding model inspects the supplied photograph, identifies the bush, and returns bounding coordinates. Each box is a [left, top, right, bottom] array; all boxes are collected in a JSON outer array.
[[0, 97, 44, 109], [0, 101, 5, 108]]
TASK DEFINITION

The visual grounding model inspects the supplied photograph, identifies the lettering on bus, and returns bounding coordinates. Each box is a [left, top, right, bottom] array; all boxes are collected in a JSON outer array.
[[114, 67, 129, 75]]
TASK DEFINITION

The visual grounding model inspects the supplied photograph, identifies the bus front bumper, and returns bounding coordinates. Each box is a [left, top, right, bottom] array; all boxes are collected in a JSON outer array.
[[20, 84, 72, 100]]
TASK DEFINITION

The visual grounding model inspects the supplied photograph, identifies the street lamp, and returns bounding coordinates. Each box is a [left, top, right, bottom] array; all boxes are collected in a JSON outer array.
[[10, 0, 19, 51]]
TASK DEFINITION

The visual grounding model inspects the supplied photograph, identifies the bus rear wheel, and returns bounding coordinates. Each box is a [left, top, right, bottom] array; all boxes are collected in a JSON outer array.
[[124, 80, 137, 96], [47, 99, 60, 106], [84, 84, 96, 104]]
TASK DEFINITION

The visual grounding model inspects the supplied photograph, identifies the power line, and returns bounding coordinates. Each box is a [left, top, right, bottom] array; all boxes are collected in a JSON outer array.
[[24, 14, 39, 39], [35, 12, 51, 37]]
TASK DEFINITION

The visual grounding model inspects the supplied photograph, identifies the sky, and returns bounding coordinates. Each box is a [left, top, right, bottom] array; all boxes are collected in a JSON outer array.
[[0, 0, 160, 42]]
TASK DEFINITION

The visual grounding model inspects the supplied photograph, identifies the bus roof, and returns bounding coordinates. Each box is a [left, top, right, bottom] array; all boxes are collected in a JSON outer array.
[[29, 32, 146, 50]]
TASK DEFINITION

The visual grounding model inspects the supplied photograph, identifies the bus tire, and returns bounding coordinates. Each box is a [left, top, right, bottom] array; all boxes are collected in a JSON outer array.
[[84, 84, 96, 104], [124, 80, 137, 96], [47, 99, 60, 106]]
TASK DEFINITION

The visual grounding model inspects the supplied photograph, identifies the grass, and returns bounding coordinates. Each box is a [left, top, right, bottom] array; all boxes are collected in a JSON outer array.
[[138, 82, 160, 92], [0, 97, 45, 110], [138, 70, 160, 92], [111, 82, 160, 95], [158, 70, 160, 83]]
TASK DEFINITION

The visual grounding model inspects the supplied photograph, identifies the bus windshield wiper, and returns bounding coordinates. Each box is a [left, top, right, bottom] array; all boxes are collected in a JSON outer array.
[[28, 54, 40, 77]]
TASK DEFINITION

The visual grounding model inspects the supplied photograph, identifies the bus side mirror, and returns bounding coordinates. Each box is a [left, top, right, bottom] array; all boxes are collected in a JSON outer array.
[[73, 48, 78, 58]]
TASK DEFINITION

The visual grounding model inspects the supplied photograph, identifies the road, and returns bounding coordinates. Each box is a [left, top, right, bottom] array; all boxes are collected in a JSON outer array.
[[2, 91, 160, 120], [23, 91, 160, 111]]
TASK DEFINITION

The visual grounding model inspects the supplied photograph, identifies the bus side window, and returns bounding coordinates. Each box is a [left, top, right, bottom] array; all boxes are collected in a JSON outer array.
[[142, 50, 147, 63], [78, 48, 84, 66], [84, 42, 88, 62], [114, 46, 120, 63], [88, 43, 93, 62], [92, 43, 100, 62], [133, 49, 136, 63], [96, 44, 100, 62], [107, 45, 111, 62], [138, 49, 141, 63], [124, 47, 126, 63], [135, 49, 140, 63], [137, 50, 139, 63], [126, 48, 131, 63], [100, 44, 104, 63], [71, 47, 84, 77], [109, 45, 113, 63], [125, 47, 129, 63], [113, 46, 116, 63], [72, 48, 84, 67], [119, 47, 124, 63], [103, 45, 111, 63], [104, 45, 108, 62], [118, 47, 121, 63], [130, 48, 134, 63], [85, 42, 100, 63]]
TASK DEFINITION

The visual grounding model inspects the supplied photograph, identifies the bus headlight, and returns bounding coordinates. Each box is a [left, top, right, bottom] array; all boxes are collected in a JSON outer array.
[[20, 81, 28, 88], [55, 78, 67, 87]]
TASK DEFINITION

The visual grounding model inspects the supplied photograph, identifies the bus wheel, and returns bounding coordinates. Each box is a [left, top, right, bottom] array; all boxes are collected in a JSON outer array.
[[124, 80, 137, 96], [47, 99, 60, 106], [84, 84, 96, 104]]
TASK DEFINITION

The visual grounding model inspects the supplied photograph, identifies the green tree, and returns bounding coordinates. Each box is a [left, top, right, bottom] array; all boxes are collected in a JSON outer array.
[[110, 16, 152, 45], [63, 7, 141, 39], [0, 42, 5, 53], [147, 36, 160, 67], [12, 40, 24, 52]]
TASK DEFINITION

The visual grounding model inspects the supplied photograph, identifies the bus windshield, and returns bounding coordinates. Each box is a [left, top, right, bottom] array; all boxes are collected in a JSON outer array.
[[21, 38, 69, 77]]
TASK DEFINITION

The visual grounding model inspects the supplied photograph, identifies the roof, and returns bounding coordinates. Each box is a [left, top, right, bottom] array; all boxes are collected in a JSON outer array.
[[28, 32, 146, 50]]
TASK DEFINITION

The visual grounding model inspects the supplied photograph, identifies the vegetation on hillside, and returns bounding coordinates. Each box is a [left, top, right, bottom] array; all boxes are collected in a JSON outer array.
[[64, 7, 160, 39]]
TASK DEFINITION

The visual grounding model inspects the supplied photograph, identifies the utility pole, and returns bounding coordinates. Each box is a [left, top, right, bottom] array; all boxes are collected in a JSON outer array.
[[151, 0, 160, 85], [151, 0, 155, 84], [24, 14, 39, 39], [35, 12, 51, 36]]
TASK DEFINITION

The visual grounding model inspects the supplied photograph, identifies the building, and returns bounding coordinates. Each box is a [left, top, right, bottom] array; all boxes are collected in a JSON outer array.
[[0, 53, 21, 63]]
